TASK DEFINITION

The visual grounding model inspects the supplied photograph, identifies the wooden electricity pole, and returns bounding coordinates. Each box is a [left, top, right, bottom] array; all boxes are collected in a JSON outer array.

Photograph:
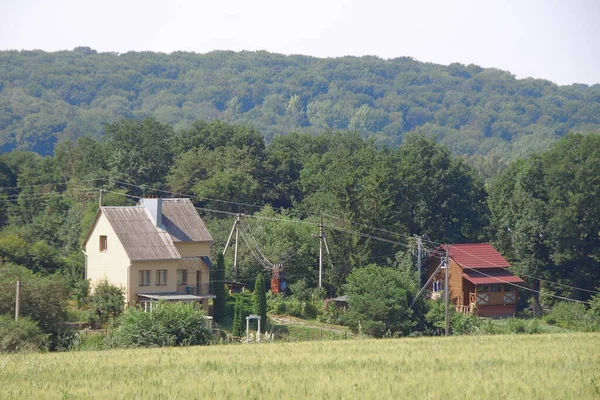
[[416, 235, 423, 284], [318, 216, 324, 288], [444, 247, 450, 336], [15, 280, 21, 321], [223, 214, 242, 280]]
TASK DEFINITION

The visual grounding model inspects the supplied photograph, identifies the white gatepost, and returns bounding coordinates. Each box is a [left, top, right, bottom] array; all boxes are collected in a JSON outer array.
[[245, 315, 261, 343]]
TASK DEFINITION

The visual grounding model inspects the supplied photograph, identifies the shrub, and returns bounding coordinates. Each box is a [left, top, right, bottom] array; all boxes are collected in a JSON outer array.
[[451, 312, 480, 335], [267, 292, 319, 319], [0, 315, 48, 352], [73, 279, 90, 308], [547, 301, 597, 331], [109, 301, 210, 348], [90, 280, 125, 324]]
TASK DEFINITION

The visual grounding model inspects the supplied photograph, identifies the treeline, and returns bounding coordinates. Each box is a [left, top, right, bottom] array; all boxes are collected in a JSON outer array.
[[0, 118, 598, 303], [1, 48, 600, 179]]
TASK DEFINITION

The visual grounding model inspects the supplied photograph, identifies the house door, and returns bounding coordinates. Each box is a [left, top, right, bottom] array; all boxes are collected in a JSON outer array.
[[196, 271, 202, 295]]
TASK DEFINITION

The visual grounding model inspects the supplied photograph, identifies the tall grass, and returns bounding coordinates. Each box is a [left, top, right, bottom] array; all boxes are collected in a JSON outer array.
[[1, 333, 599, 399]]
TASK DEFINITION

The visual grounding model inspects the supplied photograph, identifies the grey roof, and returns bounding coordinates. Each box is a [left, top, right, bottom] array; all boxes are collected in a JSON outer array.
[[161, 198, 213, 242], [138, 292, 216, 301], [102, 207, 180, 261]]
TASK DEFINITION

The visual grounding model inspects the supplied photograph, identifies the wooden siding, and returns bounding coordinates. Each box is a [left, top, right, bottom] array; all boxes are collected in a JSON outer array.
[[448, 259, 463, 305]]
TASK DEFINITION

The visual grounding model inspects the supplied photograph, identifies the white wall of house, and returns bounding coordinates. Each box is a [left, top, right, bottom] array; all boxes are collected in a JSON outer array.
[[85, 212, 130, 296]]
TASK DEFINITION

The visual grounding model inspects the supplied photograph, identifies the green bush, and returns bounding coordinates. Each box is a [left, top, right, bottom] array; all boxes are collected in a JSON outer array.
[[547, 301, 598, 331], [451, 312, 481, 335], [108, 301, 210, 348], [0, 315, 48, 352], [267, 292, 319, 319], [90, 280, 125, 324]]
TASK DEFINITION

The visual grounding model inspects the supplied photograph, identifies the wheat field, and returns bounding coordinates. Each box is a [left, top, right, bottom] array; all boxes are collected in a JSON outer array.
[[1, 333, 599, 399]]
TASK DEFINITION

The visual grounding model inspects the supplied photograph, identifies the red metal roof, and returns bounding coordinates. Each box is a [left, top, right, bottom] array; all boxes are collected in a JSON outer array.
[[462, 269, 524, 285], [443, 243, 511, 269]]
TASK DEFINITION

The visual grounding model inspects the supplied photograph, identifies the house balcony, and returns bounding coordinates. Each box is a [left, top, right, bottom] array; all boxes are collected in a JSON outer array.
[[470, 290, 517, 306], [177, 283, 211, 296]]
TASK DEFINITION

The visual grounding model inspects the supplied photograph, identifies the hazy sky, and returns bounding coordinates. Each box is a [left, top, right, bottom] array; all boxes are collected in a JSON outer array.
[[1, 0, 598, 85]]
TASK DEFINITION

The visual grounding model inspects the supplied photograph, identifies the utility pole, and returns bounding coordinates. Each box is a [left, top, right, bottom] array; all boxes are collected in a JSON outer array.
[[318, 215, 324, 288], [416, 235, 423, 284], [99, 188, 104, 208], [234, 214, 240, 281], [15, 280, 21, 321], [223, 214, 242, 281], [444, 247, 450, 336]]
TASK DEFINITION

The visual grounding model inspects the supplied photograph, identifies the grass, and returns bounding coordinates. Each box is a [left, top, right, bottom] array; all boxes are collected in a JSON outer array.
[[1, 333, 599, 399]]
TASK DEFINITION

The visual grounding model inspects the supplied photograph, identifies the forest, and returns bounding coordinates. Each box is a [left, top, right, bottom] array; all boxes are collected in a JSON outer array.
[[0, 117, 597, 297], [1, 48, 600, 182]]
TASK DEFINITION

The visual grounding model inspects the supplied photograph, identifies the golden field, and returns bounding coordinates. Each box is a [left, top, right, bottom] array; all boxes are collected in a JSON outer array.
[[1, 333, 599, 399]]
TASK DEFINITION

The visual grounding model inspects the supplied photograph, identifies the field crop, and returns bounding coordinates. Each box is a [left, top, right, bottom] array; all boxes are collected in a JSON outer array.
[[1, 333, 599, 399]]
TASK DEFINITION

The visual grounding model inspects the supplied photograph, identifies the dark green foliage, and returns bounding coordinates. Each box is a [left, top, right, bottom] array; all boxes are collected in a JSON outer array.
[[109, 301, 210, 348], [545, 301, 599, 331], [104, 118, 174, 191], [0, 315, 48, 352], [342, 264, 418, 337], [232, 296, 245, 337], [1, 49, 599, 166], [212, 253, 227, 323], [489, 133, 600, 303], [253, 273, 267, 325], [73, 279, 90, 308], [0, 263, 68, 335], [89, 280, 125, 324]]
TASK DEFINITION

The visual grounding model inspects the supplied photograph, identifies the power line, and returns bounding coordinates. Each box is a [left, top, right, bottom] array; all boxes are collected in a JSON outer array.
[[515, 272, 599, 294], [462, 267, 591, 305]]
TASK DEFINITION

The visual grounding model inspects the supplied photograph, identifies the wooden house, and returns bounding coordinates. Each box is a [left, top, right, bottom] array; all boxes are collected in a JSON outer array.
[[423, 243, 524, 318]]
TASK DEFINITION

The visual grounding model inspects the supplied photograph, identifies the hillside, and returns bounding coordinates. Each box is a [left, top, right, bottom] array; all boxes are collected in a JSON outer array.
[[1, 333, 598, 399], [1, 48, 599, 163]]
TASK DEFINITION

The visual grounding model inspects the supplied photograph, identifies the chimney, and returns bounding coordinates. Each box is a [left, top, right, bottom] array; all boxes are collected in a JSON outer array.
[[141, 198, 163, 227]]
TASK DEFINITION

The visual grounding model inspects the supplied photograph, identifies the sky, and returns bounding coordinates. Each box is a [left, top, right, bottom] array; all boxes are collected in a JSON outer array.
[[1, 0, 599, 86]]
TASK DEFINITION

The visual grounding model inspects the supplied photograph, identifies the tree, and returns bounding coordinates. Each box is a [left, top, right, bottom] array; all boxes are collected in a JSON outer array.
[[0, 263, 68, 335], [212, 253, 227, 323], [489, 133, 600, 303], [343, 264, 418, 337], [253, 273, 267, 326], [232, 295, 245, 337], [90, 280, 125, 324], [104, 117, 174, 191]]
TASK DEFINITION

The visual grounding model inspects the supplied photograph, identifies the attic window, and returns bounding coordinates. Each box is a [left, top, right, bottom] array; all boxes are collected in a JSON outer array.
[[99, 235, 108, 252]]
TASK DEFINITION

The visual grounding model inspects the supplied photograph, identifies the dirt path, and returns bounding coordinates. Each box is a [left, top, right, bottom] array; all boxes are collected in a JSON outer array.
[[269, 315, 349, 334]]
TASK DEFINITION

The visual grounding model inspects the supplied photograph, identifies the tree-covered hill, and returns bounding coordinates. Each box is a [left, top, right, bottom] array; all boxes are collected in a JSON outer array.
[[1, 47, 599, 166]]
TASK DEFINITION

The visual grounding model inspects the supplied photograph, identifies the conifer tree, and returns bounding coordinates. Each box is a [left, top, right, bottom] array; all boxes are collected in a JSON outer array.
[[253, 273, 267, 327], [232, 296, 244, 337], [212, 253, 226, 323]]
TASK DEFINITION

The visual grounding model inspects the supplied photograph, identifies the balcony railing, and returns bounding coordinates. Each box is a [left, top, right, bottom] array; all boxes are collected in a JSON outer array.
[[471, 291, 517, 306], [177, 283, 211, 296]]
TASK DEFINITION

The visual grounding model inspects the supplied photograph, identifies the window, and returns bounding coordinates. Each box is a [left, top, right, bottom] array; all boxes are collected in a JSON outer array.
[[433, 280, 444, 292], [99, 235, 107, 252], [156, 270, 167, 286], [177, 269, 188, 286], [139, 270, 150, 286]]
